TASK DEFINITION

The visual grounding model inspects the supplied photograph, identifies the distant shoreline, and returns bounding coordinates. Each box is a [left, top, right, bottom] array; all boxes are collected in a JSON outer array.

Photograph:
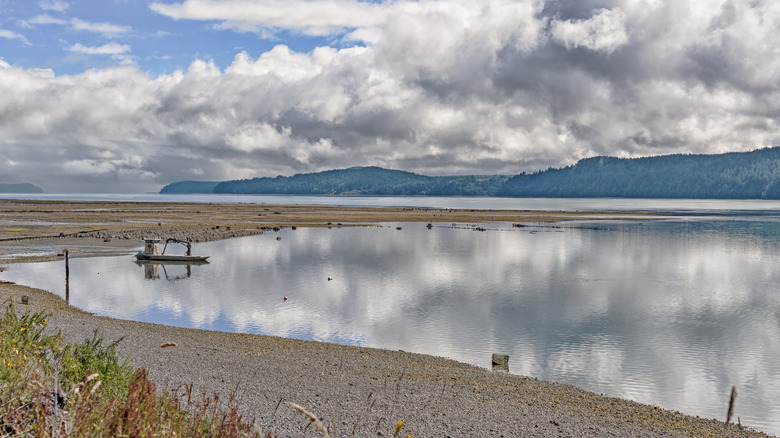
[[4, 193, 780, 214]]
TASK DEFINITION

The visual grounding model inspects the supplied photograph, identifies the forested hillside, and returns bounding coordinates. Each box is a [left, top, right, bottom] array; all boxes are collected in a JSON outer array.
[[498, 147, 780, 199], [159, 181, 221, 194], [159, 147, 780, 199], [212, 167, 507, 196], [0, 183, 43, 193]]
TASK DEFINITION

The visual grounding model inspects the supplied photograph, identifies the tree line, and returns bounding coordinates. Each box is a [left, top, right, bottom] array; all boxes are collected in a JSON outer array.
[[160, 147, 780, 199], [498, 147, 780, 199], [0, 183, 43, 194]]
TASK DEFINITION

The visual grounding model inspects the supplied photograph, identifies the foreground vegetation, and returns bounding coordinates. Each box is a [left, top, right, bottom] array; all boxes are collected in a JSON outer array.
[[0, 302, 264, 437], [0, 301, 413, 437]]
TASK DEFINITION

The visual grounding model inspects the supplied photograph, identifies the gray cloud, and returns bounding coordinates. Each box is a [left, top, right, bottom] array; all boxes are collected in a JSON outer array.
[[1, 0, 779, 192]]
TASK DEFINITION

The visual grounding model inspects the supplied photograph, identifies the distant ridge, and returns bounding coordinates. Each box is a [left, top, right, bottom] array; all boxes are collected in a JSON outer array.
[[498, 147, 780, 199], [159, 181, 221, 194], [0, 183, 43, 194], [160, 147, 780, 199], [213, 167, 506, 196]]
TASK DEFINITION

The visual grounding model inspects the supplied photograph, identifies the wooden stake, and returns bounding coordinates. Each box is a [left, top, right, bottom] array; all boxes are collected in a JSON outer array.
[[726, 385, 737, 424], [65, 250, 70, 303]]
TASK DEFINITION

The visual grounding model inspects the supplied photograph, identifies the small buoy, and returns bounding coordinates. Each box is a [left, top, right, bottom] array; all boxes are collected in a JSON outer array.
[[283, 296, 288, 301]]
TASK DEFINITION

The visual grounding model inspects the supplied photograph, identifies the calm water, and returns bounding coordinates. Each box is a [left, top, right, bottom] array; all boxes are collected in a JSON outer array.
[[2, 214, 780, 434], [6, 192, 780, 213]]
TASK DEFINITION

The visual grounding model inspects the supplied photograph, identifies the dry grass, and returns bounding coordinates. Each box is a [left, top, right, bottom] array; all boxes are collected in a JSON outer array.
[[0, 301, 414, 437], [0, 302, 267, 437]]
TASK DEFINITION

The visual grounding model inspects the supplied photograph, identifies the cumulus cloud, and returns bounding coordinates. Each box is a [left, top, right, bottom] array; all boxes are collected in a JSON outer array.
[[551, 7, 629, 52], [1, 0, 780, 192]]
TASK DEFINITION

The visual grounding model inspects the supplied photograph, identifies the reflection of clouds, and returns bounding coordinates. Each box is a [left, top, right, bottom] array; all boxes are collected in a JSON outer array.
[[2, 221, 780, 433], [60, 257, 151, 318], [547, 337, 626, 387], [3, 259, 68, 297]]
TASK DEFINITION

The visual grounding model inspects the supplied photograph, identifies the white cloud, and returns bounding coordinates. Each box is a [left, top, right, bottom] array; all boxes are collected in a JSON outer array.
[[71, 18, 132, 35], [551, 8, 629, 53], [225, 123, 291, 153], [69, 42, 132, 55], [0, 30, 31, 46], [27, 14, 67, 25], [39, 0, 69, 12], [25, 15, 131, 37], [150, 0, 389, 37]]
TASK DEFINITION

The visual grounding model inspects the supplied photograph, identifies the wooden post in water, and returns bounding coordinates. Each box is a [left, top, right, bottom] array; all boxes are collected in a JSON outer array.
[[726, 385, 737, 425], [65, 250, 70, 303]]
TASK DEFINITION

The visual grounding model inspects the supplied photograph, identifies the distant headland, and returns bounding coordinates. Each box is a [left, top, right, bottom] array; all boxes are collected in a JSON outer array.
[[161, 147, 780, 200], [0, 183, 43, 194]]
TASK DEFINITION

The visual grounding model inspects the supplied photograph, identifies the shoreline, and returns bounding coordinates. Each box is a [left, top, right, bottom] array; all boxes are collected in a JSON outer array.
[[0, 200, 772, 436], [0, 283, 768, 437]]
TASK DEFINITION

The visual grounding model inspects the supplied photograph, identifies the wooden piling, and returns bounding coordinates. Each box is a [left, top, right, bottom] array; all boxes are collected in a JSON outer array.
[[726, 385, 737, 424], [65, 250, 69, 303]]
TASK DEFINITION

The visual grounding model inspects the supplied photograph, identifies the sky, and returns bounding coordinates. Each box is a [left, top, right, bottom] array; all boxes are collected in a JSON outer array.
[[1, 0, 779, 193]]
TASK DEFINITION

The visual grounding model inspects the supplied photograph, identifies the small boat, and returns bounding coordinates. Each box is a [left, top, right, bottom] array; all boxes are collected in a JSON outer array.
[[135, 238, 209, 262]]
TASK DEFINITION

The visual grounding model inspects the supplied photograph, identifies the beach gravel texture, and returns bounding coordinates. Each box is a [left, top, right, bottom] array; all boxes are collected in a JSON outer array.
[[0, 285, 770, 437]]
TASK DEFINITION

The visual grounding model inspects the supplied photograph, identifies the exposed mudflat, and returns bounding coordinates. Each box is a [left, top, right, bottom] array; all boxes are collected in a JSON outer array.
[[0, 198, 648, 256]]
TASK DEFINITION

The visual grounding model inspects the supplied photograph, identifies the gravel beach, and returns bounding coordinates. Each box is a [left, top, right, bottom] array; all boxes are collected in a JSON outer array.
[[0, 200, 773, 437], [0, 284, 768, 437]]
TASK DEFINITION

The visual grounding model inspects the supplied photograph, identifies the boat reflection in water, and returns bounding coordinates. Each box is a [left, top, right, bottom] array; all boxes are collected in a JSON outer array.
[[135, 238, 209, 263], [134, 259, 209, 281]]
